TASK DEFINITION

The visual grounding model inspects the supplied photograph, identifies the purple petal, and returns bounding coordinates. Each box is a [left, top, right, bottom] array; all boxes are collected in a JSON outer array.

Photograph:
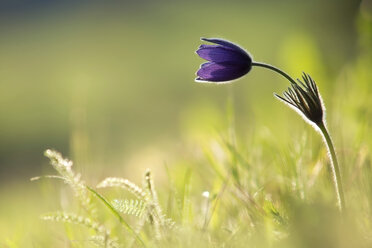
[[196, 44, 251, 63], [196, 62, 251, 82], [201, 38, 249, 55]]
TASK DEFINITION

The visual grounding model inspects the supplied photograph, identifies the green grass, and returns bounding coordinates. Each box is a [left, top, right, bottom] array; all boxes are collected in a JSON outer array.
[[0, 2, 372, 247]]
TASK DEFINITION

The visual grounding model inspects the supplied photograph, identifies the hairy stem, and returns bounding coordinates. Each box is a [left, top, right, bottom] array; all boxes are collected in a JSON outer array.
[[252, 62, 297, 85], [317, 121, 345, 212]]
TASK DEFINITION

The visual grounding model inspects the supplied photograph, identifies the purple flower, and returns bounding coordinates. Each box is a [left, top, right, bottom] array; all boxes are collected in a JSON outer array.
[[195, 38, 252, 83]]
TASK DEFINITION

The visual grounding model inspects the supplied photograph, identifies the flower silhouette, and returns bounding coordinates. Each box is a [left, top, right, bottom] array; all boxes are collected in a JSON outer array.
[[195, 38, 252, 83]]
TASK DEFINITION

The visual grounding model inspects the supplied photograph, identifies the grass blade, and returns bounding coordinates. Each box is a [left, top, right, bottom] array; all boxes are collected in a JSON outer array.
[[86, 186, 147, 247]]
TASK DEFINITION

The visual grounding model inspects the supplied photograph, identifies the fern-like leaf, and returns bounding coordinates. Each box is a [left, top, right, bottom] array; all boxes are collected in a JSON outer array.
[[89, 235, 121, 248], [112, 199, 146, 217]]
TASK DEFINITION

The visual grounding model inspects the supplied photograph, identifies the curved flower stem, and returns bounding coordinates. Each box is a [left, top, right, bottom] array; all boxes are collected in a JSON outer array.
[[252, 62, 297, 85], [317, 121, 345, 212]]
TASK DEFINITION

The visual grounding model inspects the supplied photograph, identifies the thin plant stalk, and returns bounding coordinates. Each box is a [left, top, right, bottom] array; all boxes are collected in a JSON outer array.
[[317, 121, 345, 211]]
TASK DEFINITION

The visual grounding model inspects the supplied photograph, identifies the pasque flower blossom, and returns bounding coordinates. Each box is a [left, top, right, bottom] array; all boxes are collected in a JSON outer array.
[[195, 38, 296, 84], [195, 38, 252, 82]]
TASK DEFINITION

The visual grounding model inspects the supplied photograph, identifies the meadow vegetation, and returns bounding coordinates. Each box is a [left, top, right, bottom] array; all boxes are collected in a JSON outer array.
[[0, 1, 371, 247]]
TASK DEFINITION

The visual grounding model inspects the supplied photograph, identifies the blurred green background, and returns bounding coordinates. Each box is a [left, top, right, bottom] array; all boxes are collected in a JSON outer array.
[[0, 0, 371, 246], [0, 0, 362, 179]]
